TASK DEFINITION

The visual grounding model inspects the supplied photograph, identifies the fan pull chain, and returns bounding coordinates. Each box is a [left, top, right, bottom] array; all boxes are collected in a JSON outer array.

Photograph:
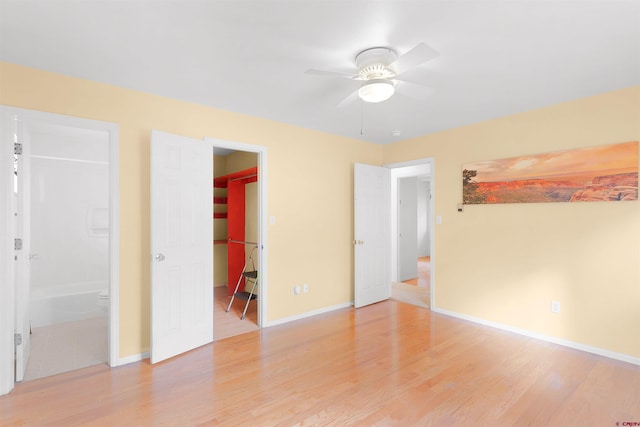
[[360, 99, 364, 135]]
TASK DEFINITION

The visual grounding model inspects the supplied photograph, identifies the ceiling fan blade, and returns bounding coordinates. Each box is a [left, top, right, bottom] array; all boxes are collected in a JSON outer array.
[[305, 68, 359, 79], [336, 89, 360, 108], [392, 72, 433, 86], [394, 80, 435, 100], [388, 43, 439, 75]]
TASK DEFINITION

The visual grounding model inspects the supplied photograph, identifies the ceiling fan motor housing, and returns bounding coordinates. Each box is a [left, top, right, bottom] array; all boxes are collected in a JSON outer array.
[[356, 47, 397, 80]]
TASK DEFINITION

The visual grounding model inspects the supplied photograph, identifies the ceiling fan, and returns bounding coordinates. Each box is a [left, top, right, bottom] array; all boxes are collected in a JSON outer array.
[[305, 43, 439, 104]]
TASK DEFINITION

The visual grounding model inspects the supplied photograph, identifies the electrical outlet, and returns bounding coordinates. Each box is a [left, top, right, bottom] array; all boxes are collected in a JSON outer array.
[[303, 283, 309, 293], [294, 285, 301, 295], [551, 300, 560, 313]]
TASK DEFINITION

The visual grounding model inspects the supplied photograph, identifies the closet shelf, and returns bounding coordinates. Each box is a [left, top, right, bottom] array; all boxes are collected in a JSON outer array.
[[214, 166, 258, 188]]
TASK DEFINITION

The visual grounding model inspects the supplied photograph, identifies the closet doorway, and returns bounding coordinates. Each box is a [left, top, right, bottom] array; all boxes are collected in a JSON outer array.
[[209, 139, 267, 341]]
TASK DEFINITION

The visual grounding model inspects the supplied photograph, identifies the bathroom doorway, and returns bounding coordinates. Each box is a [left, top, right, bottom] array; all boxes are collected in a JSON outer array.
[[0, 107, 119, 389]]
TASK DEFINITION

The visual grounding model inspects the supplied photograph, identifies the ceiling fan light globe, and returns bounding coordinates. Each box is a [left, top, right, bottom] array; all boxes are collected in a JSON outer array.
[[358, 79, 395, 103]]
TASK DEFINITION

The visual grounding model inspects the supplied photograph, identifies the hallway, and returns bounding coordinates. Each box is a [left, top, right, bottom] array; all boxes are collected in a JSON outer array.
[[392, 256, 431, 309], [402, 256, 431, 290]]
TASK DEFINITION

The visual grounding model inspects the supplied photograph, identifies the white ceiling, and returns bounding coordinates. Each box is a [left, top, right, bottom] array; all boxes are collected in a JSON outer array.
[[1, 1, 638, 144]]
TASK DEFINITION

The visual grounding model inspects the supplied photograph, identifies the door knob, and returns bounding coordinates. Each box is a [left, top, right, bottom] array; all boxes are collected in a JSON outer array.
[[155, 253, 165, 261]]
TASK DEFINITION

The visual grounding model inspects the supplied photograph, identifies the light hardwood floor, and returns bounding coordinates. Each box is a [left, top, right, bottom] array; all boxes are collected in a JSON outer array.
[[214, 285, 259, 341], [2, 300, 639, 426]]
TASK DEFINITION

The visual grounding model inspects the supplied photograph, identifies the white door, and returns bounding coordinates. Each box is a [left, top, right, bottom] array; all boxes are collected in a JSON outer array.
[[14, 118, 30, 381], [150, 130, 213, 364], [0, 114, 13, 394], [354, 163, 391, 308]]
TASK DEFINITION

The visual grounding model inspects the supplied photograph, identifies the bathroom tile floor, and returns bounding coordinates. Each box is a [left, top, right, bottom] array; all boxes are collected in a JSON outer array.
[[23, 316, 108, 382]]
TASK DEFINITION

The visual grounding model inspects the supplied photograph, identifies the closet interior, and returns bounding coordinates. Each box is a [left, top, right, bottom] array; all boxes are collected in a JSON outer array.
[[213, 152, 259, 323]]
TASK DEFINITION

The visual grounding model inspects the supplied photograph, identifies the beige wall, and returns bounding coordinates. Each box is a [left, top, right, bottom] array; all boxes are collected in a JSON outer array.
[[2, 61, 637, 361], [0, 62, 382, 358], [383, 86, 640, 358]]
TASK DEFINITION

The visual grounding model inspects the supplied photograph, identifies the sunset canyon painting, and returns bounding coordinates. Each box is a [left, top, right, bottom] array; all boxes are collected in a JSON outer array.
[[463, 141, 638, 204]]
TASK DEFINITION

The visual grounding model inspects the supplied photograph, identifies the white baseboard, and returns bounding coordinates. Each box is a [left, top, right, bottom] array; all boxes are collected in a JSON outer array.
[[114, 305, 639, 368], [264, 302, 353, 328], [431, 306, 640, 366], [116, 351, 150, 366]]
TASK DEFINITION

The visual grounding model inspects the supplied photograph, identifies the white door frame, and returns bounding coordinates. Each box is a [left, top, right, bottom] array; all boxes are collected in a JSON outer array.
[[385, 158, 435, 309], [0, 107, 119, 395], [205, 137, 268, 327]]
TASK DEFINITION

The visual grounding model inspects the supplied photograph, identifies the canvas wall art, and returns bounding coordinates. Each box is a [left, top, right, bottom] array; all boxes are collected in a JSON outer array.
[[462, 141, 638, 204]]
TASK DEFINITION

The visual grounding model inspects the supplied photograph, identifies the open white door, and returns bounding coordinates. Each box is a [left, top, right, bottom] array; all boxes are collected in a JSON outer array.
[[14, 118, 30, 381], [150, 130, 213, 364], [0, 110, 17, 394], [354, 163, 391, 308]]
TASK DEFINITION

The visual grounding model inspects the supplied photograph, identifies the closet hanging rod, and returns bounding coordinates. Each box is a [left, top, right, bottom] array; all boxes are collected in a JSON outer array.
[[228, 239, 258, 246], [228, 174, 258, 183]]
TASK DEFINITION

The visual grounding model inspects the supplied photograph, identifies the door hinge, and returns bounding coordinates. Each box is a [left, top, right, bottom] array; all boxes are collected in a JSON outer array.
[[15, 333, 22, 346], [14, 143, 22, 155], [14, 238, 23, 250]]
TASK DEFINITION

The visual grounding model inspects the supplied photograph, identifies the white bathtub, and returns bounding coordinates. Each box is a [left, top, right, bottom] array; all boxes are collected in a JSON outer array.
[[30, 281, 108, 328]]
